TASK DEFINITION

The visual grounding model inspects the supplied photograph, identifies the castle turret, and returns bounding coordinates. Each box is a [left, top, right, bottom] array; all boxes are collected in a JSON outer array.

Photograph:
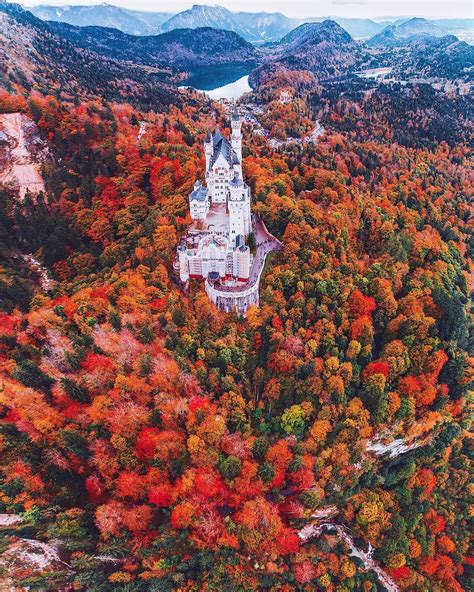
[[228, 173, 249, 246], [231, 105, 242, 164], [204, 130, 213, 172], [233, 244, 250, 281], [189, 180, 209, 221], [178, 243, 189, 282]]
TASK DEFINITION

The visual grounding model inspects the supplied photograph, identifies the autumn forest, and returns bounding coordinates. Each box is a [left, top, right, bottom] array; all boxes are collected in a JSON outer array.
[[0, 3, 472, 591]]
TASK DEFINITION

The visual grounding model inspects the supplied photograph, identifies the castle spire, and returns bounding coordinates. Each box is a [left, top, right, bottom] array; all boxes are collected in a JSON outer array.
[[231, 105, 242, 165], [231, 102, 240, 121]]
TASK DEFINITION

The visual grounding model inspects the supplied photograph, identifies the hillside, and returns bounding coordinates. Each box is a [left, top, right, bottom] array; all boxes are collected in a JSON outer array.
[[393, 35, 474, 80], [252, 20, 361, 87], [0, 112, 46, 199], [367, 34, 474, 81], [47, 21, 258, 68], [0, 88, 470, 591], [0, 3, 472, 591], [0, 3, 180, 110]]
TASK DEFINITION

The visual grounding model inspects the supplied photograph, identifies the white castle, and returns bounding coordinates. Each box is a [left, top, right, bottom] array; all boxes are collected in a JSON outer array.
[[175, 107, 281, 314]]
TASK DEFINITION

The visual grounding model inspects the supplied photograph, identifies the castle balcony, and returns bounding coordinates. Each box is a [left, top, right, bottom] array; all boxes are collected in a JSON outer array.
[[172, 257, 180, 274], [204, 215, 283, 315]]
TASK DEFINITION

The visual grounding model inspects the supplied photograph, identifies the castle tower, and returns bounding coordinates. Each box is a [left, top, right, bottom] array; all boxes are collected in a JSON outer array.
[[204, 130, 213, 172], [233, 245, 250, 281], [228, 173, 249, 247], [178, 244, 189, 282], [231, 104, 242, 165], [189, 180, 209, 221]]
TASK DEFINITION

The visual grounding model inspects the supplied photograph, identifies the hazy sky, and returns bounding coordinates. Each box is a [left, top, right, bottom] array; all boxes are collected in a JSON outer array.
[[20, 0, 473, 19]]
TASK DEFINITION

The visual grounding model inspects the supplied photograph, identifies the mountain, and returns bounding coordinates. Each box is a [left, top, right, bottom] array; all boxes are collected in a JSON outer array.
[[386, 35, 474, 80], [432, 19, 474, 43], [160, 4, 296, 43], [28, 3, 297, 43], [46, 21, 258, 69], [363, 17, 473, 79], [0, 2, 178, 110], [232, 11, 296, 43], [277, 20, 354, 49], [23, 5, 474, 46], [28, 3, 171, 36], [160, 5, 237, 35], [367, 17, 446, 47], [303, 16, 390, 39], [252, 20, 360, 88]]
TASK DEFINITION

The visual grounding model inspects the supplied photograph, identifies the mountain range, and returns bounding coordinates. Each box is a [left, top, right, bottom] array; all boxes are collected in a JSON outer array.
[[26, 3, 474, 43], [1, 1, 472, 104], [46, 21, 257, 68], [29, 3, 296, 42], [27, 3, 171, 36], [159, 4, 295, 43]]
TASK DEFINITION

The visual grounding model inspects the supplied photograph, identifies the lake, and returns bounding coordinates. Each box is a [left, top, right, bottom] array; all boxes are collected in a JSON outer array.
[[181, 64, 253, 100], [203, 76, 252, 100], [356, 67, 393, 80]]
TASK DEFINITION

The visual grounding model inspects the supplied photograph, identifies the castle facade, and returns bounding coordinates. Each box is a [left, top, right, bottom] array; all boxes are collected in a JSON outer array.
[[175, 107, 282, 315], [177, 108, 253, 288]]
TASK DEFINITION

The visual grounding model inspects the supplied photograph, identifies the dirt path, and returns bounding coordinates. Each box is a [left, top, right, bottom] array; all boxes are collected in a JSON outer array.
[[21, 254, 55, 292], [366, 423, 432, 460], [137, 120, 146, 142], [0, 113, 45, 199], [299, 513, 400, 592]]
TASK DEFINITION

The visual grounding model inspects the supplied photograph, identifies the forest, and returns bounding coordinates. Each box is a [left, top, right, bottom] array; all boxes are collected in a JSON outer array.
[[0, 70, 472, 592]]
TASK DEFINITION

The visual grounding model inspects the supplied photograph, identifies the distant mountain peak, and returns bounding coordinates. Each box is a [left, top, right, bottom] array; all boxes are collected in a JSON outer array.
[[159, 4, 297, 42], [27, 2, 172, 36], [279, 19, 354, 47], [367, 16, 447, 47]]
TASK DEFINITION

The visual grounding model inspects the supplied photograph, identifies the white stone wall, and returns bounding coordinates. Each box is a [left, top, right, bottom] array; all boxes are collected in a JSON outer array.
[[205, 280, 259, 315], [178, 249, 189, 282], [190, 199, 209, 220], [233, 247, 250, 280], [208, 165, 233, 204]]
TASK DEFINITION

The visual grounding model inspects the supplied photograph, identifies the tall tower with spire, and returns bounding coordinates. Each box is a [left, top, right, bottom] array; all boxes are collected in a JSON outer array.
[[228, 172, 251, 247], [231, 104, 242, 166], [204, 130, 213, 171]]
